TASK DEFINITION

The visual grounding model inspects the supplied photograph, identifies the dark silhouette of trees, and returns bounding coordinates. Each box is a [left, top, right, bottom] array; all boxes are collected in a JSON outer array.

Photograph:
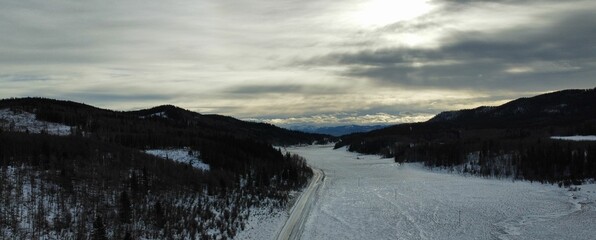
[[119, 191, 131, 224], [92, 216, 107, 240]]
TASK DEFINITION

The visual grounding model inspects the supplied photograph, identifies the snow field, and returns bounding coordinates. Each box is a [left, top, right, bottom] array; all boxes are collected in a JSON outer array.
[[235, 206, 288, 240], [145, 148, 210, 171], [139, 111, 168, 119], [287, 145, 596, 240], [0, 108, 71, 136]]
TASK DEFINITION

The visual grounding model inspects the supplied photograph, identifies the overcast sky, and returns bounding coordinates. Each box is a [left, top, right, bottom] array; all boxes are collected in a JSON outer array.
[[1, 0, 595, 126]]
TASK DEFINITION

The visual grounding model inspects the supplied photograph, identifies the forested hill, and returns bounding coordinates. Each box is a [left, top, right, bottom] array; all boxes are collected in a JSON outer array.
[[0, 97, 332, 146], [0, 97, 328, 239], [336, 88, 596, 183], [427, 88, 596, 128]]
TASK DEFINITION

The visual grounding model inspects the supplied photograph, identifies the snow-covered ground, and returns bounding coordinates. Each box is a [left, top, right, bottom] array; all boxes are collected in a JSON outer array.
[[551, 135, 596, 141], [0, 108, 71, 135], [139, 111, 168, 119], [145, 148, 210, 171], [287, 145, 596, 240], [236, 207, 288, 240]]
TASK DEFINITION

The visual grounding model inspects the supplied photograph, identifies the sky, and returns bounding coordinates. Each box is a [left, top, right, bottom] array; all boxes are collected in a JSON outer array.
[[1, 0, 595, 126]]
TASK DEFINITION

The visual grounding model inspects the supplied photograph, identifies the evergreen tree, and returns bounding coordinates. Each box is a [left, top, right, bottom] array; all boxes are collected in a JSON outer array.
[[92, 215, 107, 240], [119, 191, 131, 224], [154, 200, 164, 228], [123, 231, 132, 240]]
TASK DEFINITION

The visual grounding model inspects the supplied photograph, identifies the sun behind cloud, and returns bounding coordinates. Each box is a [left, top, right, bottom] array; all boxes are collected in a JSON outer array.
[[349, 0, 435, 28]]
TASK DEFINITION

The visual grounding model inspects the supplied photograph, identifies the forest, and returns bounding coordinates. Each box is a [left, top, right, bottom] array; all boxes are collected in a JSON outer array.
[[0, 98, 321, 239], [389, 133, 596, 183]]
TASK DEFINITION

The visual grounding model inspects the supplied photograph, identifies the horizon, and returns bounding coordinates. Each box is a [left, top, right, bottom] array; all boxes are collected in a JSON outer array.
[[1, 0, 595, 126], [4, 86, 592, 128]]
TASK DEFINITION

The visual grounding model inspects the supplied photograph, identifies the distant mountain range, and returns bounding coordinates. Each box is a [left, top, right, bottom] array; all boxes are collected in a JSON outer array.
[[287, 124, 388, 136]]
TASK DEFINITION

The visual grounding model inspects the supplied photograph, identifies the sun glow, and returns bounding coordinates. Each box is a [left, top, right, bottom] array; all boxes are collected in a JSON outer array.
[[351, 0, 435, 27]]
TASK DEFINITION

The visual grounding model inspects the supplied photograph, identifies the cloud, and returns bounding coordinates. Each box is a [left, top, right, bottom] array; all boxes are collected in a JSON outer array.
[[0, 74, 51, 82], [248, 112, 437, 127], [303, 6, 596, 92], [62, 92, 173, 104], [224, 83, 350, 96], [0, 0, 594, 126]]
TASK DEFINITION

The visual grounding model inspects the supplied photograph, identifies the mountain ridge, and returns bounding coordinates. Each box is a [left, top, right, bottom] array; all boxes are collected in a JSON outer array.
[[0, 97, 334, 146], [426, 88, 596, 128]]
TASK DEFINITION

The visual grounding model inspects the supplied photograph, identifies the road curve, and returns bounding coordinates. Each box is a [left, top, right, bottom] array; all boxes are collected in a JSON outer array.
[[276, 166, 325, 240]]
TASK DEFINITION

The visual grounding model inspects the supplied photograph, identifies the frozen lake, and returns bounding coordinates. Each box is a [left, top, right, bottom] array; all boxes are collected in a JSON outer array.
[[286, 145, 596, 240]]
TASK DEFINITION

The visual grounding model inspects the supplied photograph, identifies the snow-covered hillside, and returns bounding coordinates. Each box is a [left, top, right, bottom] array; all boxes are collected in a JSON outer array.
[[0, 108, 71, 135], [287, 145, 596, 240], [145, 148, 210, 171], [139, 111, 168, 119]]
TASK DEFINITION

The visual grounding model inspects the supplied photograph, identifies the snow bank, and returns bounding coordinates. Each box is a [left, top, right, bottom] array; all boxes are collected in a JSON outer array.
[[145, 148, 210, 171], [551, 136, 596, 141], [0, 108, 71, 136]]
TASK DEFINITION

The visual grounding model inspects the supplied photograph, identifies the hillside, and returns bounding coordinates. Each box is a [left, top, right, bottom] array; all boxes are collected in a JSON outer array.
[[336, 88, 596, 183], [428, 88, 596, 128], [0, 98, 333, 147], [0, 97, 329, 239]]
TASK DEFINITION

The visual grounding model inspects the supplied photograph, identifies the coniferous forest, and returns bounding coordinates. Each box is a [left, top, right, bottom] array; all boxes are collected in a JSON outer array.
[[337, 88, 596, 183], [0, 98, 327, 239]]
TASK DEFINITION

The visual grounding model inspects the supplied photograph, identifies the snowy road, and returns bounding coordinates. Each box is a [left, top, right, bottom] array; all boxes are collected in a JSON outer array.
[[276, 166, 325, 240], [286, 144, 596, 240]]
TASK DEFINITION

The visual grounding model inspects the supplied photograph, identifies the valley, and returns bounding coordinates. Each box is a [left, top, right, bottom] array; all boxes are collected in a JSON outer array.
[[2, 0, 595, 238], [285, 145, 596, 240], [1, 91, 595, 239]]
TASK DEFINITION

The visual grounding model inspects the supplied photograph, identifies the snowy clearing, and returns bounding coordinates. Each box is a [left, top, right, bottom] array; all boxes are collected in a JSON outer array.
[[0, 108, 71, 135], [139, 111, 168, 119], [236, 206, 288, 240], [551, 135, 596, 141], [145, 148, 210, 171], [287, 145, 596, 240]]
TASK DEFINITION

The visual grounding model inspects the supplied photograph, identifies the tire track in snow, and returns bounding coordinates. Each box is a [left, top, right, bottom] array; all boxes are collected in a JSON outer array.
[[373, 189, 429, 240], [493, 191, 591, 240]]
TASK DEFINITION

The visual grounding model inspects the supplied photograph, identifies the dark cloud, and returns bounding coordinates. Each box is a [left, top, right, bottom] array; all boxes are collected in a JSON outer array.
[[0, 74, 51, 82], [225, 84, 346, 95], [380, 20, 440, 33], [226, 84, 304, 94], [304, 9, 596, 92], [55, 92, 173, 104]]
